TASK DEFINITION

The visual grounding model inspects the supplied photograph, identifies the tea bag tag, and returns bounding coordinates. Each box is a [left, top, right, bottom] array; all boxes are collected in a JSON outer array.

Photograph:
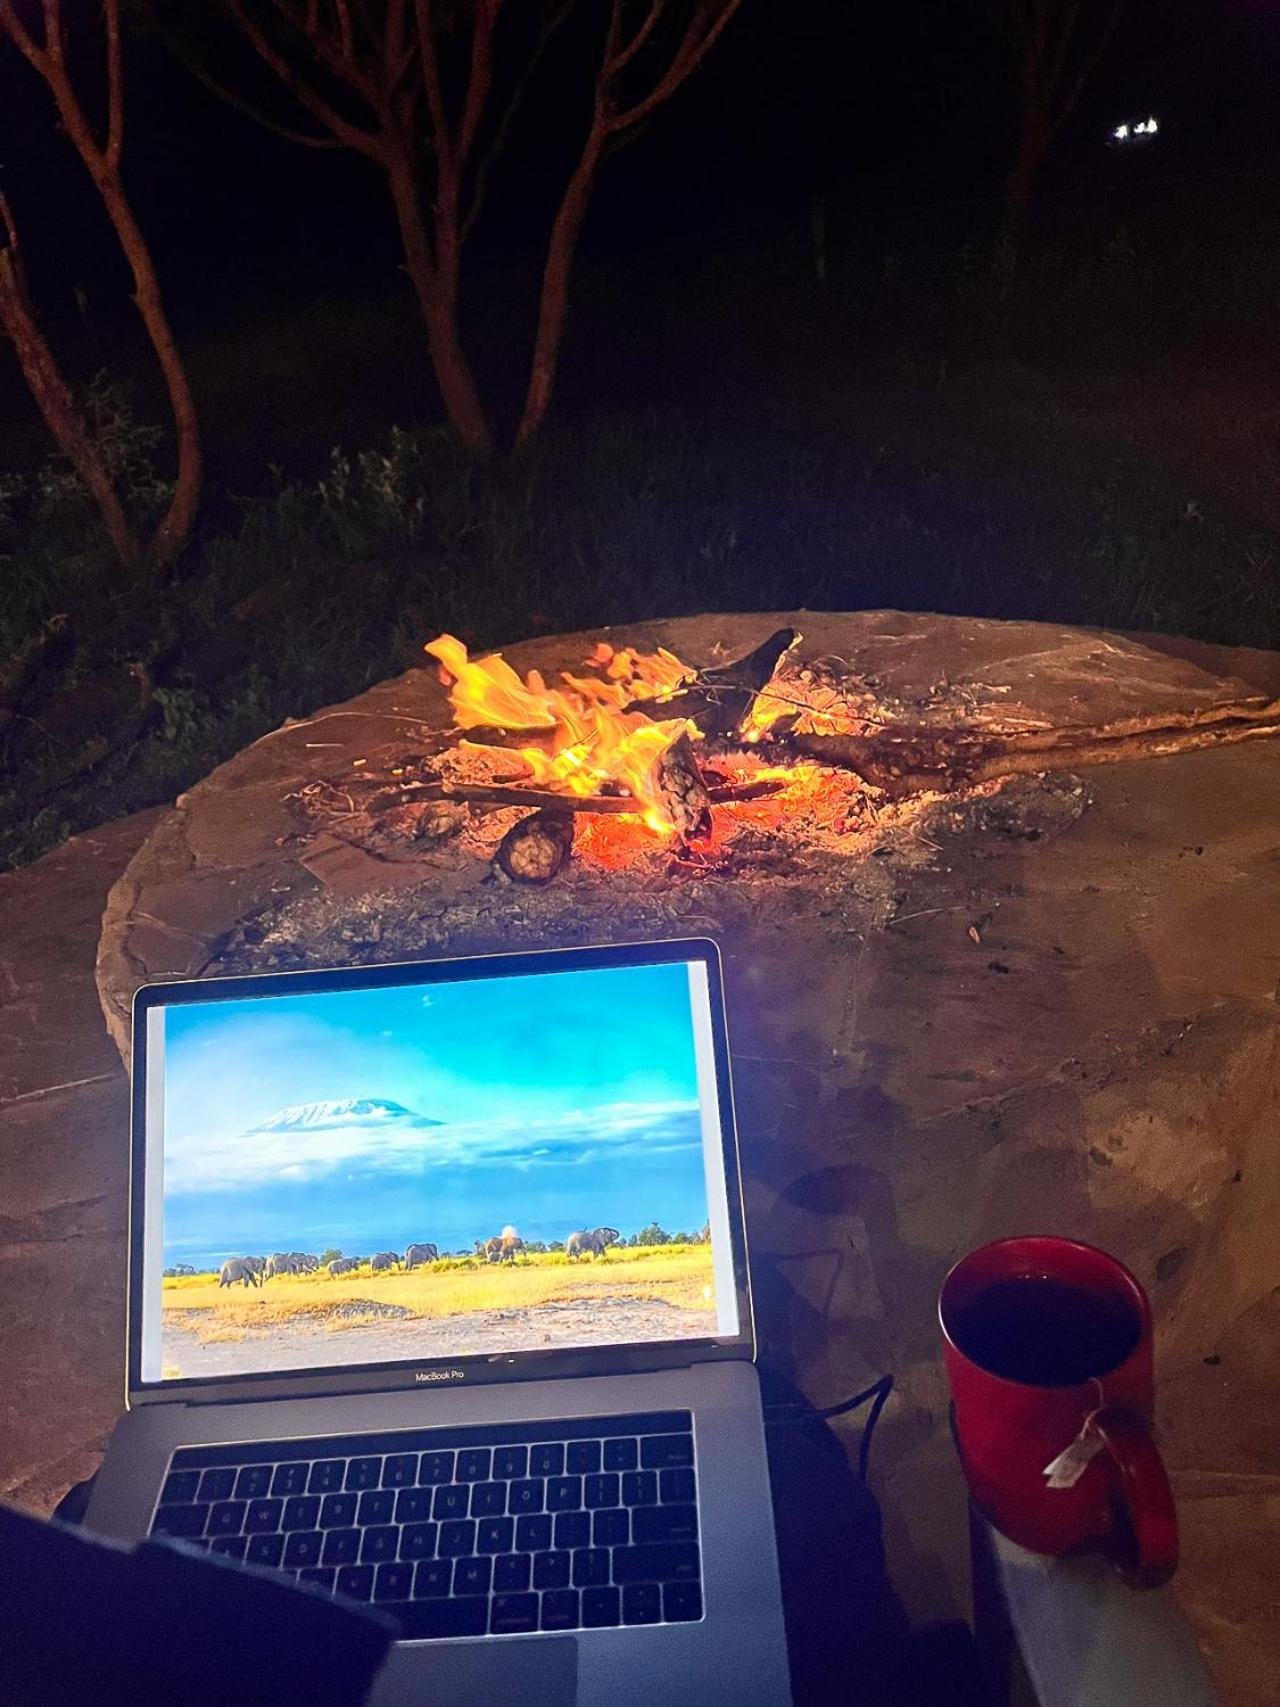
[[1043, 1409, 1104, 1489]]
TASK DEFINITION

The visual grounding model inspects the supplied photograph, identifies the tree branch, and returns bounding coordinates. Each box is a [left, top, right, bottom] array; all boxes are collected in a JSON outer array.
[[105, 0, 124, 166], [462, 0, 576, 240], [606, 0, 665, 76], [156, 22, 345, 147], [606, 0, 743, 133], [226, 0, 385, 157], [412, 0, 452, 162], [0, 0, 47, 71]]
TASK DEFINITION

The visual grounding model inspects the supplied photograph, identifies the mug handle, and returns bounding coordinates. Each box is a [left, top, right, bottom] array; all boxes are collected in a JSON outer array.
[[1092, 1404, 1179, 1589]]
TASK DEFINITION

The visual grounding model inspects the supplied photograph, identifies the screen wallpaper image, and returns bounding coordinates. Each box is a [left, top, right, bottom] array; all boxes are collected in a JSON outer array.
[[152, 963, 728, 1382]]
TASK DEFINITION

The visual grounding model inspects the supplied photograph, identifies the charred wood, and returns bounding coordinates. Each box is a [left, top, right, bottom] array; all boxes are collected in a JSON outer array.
[[493, 809, 576, 884], [657, 733, 713, 842]]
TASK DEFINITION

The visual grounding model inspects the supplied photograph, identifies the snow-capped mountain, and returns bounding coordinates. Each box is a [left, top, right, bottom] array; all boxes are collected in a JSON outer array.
[[248, 1097, 442, 1134]]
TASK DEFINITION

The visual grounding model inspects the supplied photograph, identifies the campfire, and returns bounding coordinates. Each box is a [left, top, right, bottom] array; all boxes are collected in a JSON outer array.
[[294, 626, 927, 885], [288, 622, 1280, 889]]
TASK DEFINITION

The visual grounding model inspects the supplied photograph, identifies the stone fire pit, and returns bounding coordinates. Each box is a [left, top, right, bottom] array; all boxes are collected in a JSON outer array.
[[96, 611, 1280, 1700]]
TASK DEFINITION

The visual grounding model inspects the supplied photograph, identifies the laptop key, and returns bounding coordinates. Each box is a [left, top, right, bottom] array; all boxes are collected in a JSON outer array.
[[612, 1542, 700, 1585], [476, 1517, 513, 1555], [162, 1470, 200, 1504], [154, 1503, 208, 1538], [418, 1451, 454, 1486], [432, 1484, 469, 1521], [358, 1489, 394, 1527], [198, 1468, 236, 1503], [456, 1449, 490, 1482], [554, 1512, 590, 1551], [632, 1505, 698, 1545], [375, 1561, 414, 1602], [210, 1536, 248, 1561], [234, 1466, 273, 1500], [593, 1508, 629, 1547], [507, 1479, 544, 1516], [489, 1593, 539, 1635], [545, 1476, 581, 1513], [492, 1446, 527, 1480], [207, 1501, 246, 1537], [320, 1493, 357, 1529], [345, 1457, 382, 1491], [382, 1454, 418, 1488], [271, 1463, 309, 1497], [299, 1567, 336, 1592], [532, 1549, 570, 1590], [516, 1515, 552, 1553], [529, 1444, 564, 1478], [540, 1588, 580, 1631], [322, 1528, 360, 1566], [572, 1548, 610, 1588], [660, 1467, 696, 1504], [335, 1564, 375, 1601], [396, 1596, 488, 1640], [244, 1497, 283, 1534], [581, 1585, 621, 1627], [284, 1530, 324, 1568], [395, 1487, 432, 1525], [493, 1553, 531, 1593], [470, 1481, 506, 1518], [622, 1470, 657, 1506], [360, 1525, 399, 1563], [663, 1581, 703, 1623], [453, 1556, 492, 1597], [437, 1519, 475, 1558], [566, 1441, 600, 1475], [399, 1521, 438, 1561], [308, 1460, 345, 1494], [640, 1434, 693, 1470], [282, 1495, 321, 1532], [622, 1582, 661, 1625], [584, 1473, 620, 1509], [413, 1560, 452, 1598], [246, 1532, 285, 1568], [603, 1439, 638, 1472]]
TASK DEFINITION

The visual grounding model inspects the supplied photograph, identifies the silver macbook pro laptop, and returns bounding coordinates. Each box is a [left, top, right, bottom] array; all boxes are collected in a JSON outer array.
[[85, 938, 791, 1705]]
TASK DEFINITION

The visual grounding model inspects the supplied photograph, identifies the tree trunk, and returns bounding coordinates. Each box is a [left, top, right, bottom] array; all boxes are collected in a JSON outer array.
[[514, 129, 605, 449], [0, 265, 140, 566], [385, 155, 492, 453], [92, 168, 202, 570]]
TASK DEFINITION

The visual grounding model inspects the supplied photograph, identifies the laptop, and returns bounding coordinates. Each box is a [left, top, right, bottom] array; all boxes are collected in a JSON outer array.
[[85, 938, 792, 1705]]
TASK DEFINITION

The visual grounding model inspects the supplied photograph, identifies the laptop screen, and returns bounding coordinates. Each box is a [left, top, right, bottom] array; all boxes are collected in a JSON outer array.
[[136, 953, 741, 1387]]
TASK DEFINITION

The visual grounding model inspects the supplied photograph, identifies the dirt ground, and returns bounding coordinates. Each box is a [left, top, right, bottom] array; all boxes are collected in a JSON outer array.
[[162, 1295, 721, 1379]]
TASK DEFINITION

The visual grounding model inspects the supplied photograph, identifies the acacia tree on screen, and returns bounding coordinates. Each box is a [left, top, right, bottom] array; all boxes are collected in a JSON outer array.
[[0, 0, 202, 569], [163, 0, 744, 452]]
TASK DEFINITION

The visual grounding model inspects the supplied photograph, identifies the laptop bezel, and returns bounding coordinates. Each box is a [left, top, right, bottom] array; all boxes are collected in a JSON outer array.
[[126, 938, 755, 1408]]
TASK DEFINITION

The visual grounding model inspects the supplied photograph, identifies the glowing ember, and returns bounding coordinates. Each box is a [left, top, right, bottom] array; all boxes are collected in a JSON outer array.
[[425, 634, 699, 833]]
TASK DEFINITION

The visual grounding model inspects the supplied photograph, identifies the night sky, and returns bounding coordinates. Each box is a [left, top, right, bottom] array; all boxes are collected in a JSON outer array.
[[3, 1, 1278, 337]]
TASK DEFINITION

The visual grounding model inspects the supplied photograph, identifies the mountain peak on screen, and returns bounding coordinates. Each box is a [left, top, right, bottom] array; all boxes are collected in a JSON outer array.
[[249, 1097, 442, 1132]]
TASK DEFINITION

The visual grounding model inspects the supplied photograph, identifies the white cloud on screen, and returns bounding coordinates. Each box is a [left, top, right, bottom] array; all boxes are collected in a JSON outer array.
[[165, 1097, 700, 1193]]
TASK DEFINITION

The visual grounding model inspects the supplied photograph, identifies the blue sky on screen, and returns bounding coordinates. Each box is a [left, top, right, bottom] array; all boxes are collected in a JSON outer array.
[[160, 962, 713, 1262]]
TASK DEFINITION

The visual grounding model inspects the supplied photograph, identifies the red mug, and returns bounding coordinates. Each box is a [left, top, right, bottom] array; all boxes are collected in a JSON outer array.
[[939, 1236, 1178, 1588]]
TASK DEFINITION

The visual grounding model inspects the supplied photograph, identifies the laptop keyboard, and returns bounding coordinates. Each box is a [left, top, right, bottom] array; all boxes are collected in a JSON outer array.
[[150, 1409, 703, 1640]]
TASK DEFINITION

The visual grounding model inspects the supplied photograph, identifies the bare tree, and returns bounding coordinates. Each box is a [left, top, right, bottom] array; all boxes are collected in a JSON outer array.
[[0, 0, 202, 569], [174, 0, 743, 451], [995, 0, 1125, 232]]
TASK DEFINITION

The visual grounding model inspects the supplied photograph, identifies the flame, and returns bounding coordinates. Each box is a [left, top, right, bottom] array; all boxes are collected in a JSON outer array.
[[426, 634, 697, 833]]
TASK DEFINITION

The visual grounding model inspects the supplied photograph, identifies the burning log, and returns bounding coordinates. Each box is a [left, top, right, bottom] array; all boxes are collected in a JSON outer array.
[[639, 627, 800, 738], [493, 809, 576, 884], [442, 781, 639, 813], [656, 733, 713, 842]]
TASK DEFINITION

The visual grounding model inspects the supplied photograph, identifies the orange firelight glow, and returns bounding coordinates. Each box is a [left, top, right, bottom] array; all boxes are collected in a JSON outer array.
[[425, 634, 698, 833]]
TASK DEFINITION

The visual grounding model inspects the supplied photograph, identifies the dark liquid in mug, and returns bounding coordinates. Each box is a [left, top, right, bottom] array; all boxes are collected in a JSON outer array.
[[948, 1276, 1141, 1386]]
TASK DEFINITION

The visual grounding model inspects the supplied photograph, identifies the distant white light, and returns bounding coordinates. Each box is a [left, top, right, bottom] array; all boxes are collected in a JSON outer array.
[[1109, 115, 1160, 147]]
